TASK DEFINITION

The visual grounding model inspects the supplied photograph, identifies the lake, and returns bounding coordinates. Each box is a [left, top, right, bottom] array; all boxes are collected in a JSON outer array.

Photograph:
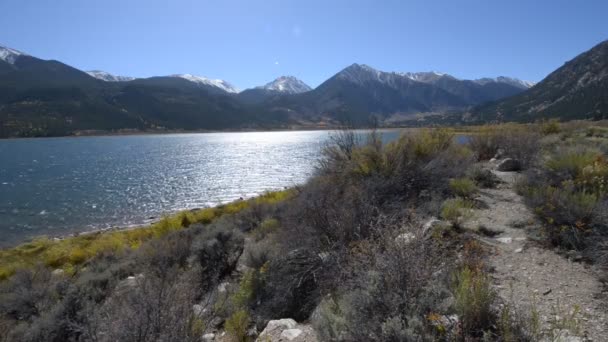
[[0, 130, 404, 247]]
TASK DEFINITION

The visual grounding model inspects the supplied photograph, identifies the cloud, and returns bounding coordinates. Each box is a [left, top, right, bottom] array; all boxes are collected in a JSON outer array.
[[275, 61, 280, 65]]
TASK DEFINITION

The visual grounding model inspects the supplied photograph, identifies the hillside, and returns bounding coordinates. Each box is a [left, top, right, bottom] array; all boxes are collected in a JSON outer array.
[[470, 40, 608, 122]]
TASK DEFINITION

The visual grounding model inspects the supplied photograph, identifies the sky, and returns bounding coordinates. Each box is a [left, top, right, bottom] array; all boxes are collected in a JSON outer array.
[[0, 0, 607, 90]]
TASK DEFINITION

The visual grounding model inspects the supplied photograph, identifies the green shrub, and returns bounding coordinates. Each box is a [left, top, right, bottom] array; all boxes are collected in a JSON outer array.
[[453, 267, 495, 337], [225, 309, 250, 342], [449, 178, 478, 198], [230, 269, 259, 309], [441, 198, 474, 227]]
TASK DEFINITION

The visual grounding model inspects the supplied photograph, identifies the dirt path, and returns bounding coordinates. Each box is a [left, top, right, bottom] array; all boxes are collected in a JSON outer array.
[[466, 168, 608, 341]]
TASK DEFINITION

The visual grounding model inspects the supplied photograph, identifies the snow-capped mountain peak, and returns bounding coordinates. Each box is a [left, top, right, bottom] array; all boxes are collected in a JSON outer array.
[[338, 64, 453, 86], [474, 76, 535, 89], [337, 63, 386, 84], [86, 70, 135, 82], [0, 45, 28, 64], [171, 74, 239, 93], [256, 76, 311, 94], [400, 71, 453, 83]]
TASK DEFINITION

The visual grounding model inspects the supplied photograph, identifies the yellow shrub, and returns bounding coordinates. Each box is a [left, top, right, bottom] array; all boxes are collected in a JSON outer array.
[[411, 129, 453, 159], [0, 190, 293, 281]]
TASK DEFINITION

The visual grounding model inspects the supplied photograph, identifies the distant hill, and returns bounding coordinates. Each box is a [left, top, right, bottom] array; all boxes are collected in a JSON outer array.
[[469, 40, 608, 122], [0, 44, 536, 137]]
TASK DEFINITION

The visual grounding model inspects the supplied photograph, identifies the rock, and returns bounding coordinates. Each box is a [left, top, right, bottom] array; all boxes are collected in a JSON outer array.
[[515, 248, 523, 253], [51, 269, 65, 277], [261, 319, 297, 334], [125, 274, 144, 286], [257, 319, 317, 342], [497, 158, 522, 172], [281, 329, 303, 340], [193, 304, 205, 316], [496, 237, 513, 244], [202, 333, 215, 341], [395, 232, 416, 245], [217, 282, 229, 293]]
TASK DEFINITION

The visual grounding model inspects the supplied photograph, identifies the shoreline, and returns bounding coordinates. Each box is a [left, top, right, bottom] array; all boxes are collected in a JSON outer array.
[[1, 191, 280, 250], [0, 125, 414, 140]]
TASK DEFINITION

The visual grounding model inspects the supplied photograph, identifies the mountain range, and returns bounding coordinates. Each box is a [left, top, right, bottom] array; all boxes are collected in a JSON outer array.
[[1, 40, 605, 137]]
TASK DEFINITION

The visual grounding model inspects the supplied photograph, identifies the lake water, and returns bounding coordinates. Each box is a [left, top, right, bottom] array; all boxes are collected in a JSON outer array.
[[0, 130, 404, 247]]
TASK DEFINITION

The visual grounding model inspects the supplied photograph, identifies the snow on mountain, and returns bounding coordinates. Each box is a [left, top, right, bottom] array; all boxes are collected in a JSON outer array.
[[171, 74, 239, 93], [337, 64, 456, 87], [337, 63, 405, 86], [256, 76, 311, 94], [0, 45, 27, 64], [338, 64, 535, 90], [400, 71, 453, 83], [474, 76, 535, 89], [86, 70, 135, 82]]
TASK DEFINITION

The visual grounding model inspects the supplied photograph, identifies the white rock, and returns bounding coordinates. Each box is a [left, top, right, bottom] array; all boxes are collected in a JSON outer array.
[[515, 248, 523, 253], [218, 282, 229, 293], [280, 329, 303, 341], [395, 232, 416, 245], [193, 304, 205, 316], [496, 237, 513, 244], [262, 319, 297, 334], [51, 269, 65, 277], [202, 333, 215, 341]]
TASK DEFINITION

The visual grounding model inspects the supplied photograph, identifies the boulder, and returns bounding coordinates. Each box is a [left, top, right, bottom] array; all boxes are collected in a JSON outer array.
[[496, 158, 521, 172], [256, 319, 318, 342], [261, 319, 297, 334], [281, 329, 303, 340], [202, 333, 215, 341]]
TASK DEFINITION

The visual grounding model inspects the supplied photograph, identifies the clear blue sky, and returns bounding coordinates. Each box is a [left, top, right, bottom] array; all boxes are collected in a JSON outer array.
[[1, 0, 606, 89]]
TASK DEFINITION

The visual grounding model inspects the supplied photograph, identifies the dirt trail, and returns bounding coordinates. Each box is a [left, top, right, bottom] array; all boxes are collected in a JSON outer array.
[[467, 168, 608, 341]]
